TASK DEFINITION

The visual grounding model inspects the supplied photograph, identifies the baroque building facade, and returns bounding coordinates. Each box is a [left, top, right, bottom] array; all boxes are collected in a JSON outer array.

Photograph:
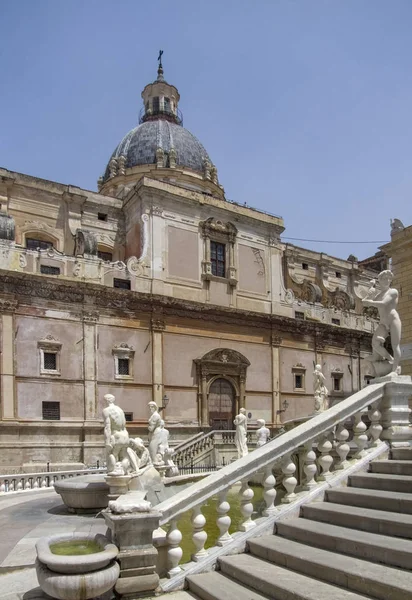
[[0, 62, 380, 472]]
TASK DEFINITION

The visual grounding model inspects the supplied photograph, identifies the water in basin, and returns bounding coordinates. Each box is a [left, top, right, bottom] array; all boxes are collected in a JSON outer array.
[[50, 540, 103, 556]]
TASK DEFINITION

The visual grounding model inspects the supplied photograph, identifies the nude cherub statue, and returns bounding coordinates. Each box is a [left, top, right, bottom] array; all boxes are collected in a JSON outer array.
[[362, 270, 401, 374], [313, 364, 329, 413], [256, 419, 270, 447], [234, 407, 248, 458], [103, 394, 131, 475]]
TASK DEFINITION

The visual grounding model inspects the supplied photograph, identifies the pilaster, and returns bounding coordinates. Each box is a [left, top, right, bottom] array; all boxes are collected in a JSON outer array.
[[271, 334, 282, 425], [82, 310, 99, 420], [151, 316, 165, 406], [0, 298, 18, 419]]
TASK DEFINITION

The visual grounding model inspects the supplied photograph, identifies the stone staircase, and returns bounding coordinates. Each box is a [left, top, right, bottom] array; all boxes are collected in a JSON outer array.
[[186, 450, 412, 600]]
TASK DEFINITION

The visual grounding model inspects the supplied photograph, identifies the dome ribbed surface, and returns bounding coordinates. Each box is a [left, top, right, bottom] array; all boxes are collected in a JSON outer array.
[[103, 120, 211, 181]]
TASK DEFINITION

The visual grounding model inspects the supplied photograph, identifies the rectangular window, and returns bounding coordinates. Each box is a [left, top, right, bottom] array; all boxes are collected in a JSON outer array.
[[27, 238, 54, 251], [125, 412, 133, 422], [117, 358, 130, 376], [332, 318, 341, 326], [42, 401, 60, 420], [302, 263, 309, 270], [40, 265, 60, 276], [98, 213, 108, 222], [294, 374, 303, 389], [113, 278, 131, 290], [43, 352, 57, 371], [295, 311, 305, 320], [210, 241, 226, 277], [335, 271, 342, 278], [333, 377, 342, 392], [98, 250, 113, 262], [153, 96, 160, 113]]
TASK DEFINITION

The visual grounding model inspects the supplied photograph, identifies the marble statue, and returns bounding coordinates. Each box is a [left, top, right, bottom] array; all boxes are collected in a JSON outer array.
[[256, 419, 270, 447], [103, 394, 133, 475], [103, 394, 152, 476], [313, 365, 329, 413], [127, 437, 151, 472], [234, 407, 248, 458], [362, 270, 402, 375], [148, 401, 162, 464], [157, 420, 179, 476]]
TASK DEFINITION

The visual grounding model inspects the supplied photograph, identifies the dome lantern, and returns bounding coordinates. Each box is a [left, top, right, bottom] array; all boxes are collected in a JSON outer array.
[[140, 51, 182, 126]]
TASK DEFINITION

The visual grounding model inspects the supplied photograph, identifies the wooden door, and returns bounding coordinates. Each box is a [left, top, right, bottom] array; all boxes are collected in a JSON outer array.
[[208, 378, 235, 429]]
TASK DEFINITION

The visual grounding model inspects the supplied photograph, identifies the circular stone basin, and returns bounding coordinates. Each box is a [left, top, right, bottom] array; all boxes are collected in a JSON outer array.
[[36, 533, 117, 574], [36, 533, 119, 600], [54, 474, 109, 513]]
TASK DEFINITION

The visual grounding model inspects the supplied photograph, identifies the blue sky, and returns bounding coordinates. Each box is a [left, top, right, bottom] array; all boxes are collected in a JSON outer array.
[[1, 0, 412, 260]]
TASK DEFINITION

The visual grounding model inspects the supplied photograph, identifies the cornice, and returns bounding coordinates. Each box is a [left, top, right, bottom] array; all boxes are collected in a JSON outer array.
[[0, 270, 372, 347]]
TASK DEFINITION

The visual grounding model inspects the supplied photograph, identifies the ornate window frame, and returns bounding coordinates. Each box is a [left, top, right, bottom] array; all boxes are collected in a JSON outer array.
[[112, 343, 135, 380], [38, 335, 62, 376], [199, 218, 238, 286]]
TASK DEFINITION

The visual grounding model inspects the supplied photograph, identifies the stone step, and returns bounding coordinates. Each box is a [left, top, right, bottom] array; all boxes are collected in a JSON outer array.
[[218, 553, 373, 600], [276, 517, 412, 569], [186, 571, 270, 600], [302, 501, 412, 539], [391, 448, 412, 461], [349, 472, 412, 493], [326, 486, 412, 513], [248, 535, 412, 600], [370, 460, 412, 475]]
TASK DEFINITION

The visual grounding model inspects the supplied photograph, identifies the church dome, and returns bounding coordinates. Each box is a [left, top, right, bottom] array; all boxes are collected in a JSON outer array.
[[102, 119, 211, 182], [100, 55, 218, 188]]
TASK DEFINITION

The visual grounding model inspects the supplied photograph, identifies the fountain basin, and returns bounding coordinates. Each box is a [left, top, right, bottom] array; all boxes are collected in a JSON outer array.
[[36, 533, 119, 600], [54, 474, 109, 513]]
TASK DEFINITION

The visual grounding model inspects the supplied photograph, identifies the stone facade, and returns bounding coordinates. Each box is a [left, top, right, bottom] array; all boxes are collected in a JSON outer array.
[[0, 64, 381, 472], [382, 220, 412, 376]]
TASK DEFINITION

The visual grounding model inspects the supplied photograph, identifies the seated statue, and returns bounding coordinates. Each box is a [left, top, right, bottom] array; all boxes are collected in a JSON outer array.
[[256, 419, 270, 447], [127, 437, 151, 472]]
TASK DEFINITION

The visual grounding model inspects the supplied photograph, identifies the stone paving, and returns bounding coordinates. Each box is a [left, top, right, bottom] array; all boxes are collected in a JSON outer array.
[[0, 490, 192, 600]]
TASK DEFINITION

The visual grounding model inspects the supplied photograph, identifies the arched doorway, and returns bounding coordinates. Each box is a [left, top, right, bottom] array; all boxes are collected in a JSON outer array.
[[208, 378, 235, 430]]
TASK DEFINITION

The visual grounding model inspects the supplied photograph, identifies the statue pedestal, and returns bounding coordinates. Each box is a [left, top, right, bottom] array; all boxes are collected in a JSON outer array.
[[379, 374, 412, 447], [106, 475, 132, 500], [103, 503, 161, 599]]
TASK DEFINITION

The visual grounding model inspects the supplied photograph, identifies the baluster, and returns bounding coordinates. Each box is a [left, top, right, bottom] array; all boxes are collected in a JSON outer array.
[[191, 505, 208, 561], [41, 476, 47, 488], [216, 489, 232, 545], [368, 405, 383, 447], [16, 478, 23, 491], [166, 518, 183, 578], [317, 432, 333, 480], [25, 479, 32, 490], [9, 480, 15, 492], [281, 452, 297, 503], [335, 422, 350, 469], [33, 477, 39, 489], [263, 464, 277, 515], [303, 441, 317, 490], [353, 411, 368, 458], [0, 480, 5, 493], [239, 479, 256, 531]]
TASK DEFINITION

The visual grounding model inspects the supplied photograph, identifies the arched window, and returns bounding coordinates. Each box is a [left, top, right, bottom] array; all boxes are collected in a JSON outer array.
[[26, 235, 55, 251]]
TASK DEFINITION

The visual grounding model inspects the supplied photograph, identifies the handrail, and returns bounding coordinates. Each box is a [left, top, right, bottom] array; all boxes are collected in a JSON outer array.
[[173, 431, 208, 452], [157, 381, 386, 525]]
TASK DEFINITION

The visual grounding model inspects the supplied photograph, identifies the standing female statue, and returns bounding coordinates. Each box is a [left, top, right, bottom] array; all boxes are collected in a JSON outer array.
[[234, 407, 248, 458]]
